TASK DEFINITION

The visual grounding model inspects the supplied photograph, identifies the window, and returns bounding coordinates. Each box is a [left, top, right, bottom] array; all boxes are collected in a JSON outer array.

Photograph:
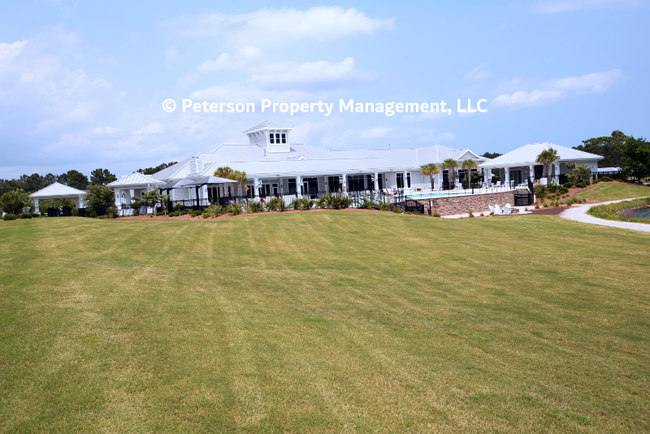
[[396, 173, 404, 189], [281, 133, 286, 144], [328, 176, 341, 192], [406, 172, 411, 188], [269, 133, 274, 144], [288, 179, 297, 194]]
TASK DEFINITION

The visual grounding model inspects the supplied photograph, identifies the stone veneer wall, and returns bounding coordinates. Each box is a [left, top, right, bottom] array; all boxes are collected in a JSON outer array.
[[418, 191, 516, 216]]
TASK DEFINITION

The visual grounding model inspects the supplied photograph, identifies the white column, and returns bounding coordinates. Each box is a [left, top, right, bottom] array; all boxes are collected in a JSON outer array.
[[374, 172, 379, 190], [403, 171, 409, 190], [341, 174, 347, 193], [436, 171, 443, 190], [34, 199, 39, 214], [78, 195, 84, 209], [296, 175, 302, 195], [529, 165, 535, 182], [504, 167, 510, 186], [553, 162, 560, 184], [253, 178, 259, 197]]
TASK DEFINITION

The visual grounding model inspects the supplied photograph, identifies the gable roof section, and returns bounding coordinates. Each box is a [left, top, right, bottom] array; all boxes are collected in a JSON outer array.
[[30, 182, 86, 198], [479, 142, 604, 168], [107, 172, 165, 187]]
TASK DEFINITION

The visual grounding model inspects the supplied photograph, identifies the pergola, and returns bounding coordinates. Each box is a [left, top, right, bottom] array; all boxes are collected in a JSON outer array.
[[29, 182, 86, 214], [176, 176, 237, 207]]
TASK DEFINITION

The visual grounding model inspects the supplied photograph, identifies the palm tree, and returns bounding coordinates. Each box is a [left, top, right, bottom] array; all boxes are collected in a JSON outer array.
[[441, 158, 458, 189], [420, 163, 440, 191], [460, 159, 477, 188], [535, 148, 560, 184], [214, 166, 249, 198]]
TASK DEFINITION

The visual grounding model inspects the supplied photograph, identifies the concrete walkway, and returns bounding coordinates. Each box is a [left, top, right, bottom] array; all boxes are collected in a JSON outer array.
[[560, 197, 650, 233]]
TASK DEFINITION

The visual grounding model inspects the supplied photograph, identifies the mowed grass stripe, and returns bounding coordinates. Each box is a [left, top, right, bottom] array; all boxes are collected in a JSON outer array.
[[0, 213, 649, 432]]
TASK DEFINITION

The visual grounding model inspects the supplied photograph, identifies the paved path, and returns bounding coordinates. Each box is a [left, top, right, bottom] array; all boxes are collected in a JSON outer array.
[[560, 197, 650, 233]]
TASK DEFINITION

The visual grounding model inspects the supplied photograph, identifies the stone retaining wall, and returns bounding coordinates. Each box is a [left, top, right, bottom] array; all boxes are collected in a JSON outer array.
[[418, 191, 516, 216]]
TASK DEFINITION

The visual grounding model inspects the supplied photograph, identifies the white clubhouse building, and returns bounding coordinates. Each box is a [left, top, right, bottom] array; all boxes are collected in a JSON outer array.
[[106, 121, 604, 210], [108, 121, 489, 207]]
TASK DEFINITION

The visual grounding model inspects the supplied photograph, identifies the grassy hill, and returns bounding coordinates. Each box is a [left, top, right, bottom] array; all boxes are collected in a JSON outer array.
[[1, 213, 649, 432], [573, 181, 650, 202]]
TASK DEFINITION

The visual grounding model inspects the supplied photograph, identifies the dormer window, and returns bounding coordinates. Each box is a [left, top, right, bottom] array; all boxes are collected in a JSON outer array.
[[281, 133, 286, 143], [269, 134, 275, 144]]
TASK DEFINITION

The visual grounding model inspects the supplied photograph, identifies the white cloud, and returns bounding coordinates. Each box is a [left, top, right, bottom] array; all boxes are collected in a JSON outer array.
[[549, 69, 623, 92], [91, 77, 113, 88], [171, 7, 393, 46], [249, 57, 372, 89], [491, 69, 623, 108], [134, 122, 164, 136], [466, 63, 491, 81], [492, 89, 564, 107], [532, 0, 641, 13], [358, 127, 392, 139], [198, 46, 262, 72]]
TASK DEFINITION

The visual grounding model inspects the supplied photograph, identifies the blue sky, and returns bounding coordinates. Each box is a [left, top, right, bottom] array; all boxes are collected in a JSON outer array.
[[0, 0, 648, 178]]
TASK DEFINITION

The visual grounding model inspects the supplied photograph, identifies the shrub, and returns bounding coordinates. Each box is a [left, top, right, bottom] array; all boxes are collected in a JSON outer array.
[[566, 198, 574, 206], [392, 206, 403, 213], [592, 179, 601, 184], [168, 211, 180, 217], [180, 210, 188, 216], [85, 207, 98, 218], [543, 201, 549, 208], [107, 206, 119, 219], [245, 201, 265, 213], [358, 197, 374, 210], [19, 212, 33, 219], [575, 182, 587, 188], [534, 204, 540, 209], [562, 182, 573, 189], [559, 186, 569, 194], [480, 212, 485, 216], [289, 197, 313, 211], [3, 213, 17, 220], [547, 183, 559, 194], [204, 204, 225, 218], [468, 209, 474, 218], [433, 213, 441, 218], [156, 211, 165, 216], [227, 203, 242, 215], [584, 180, 591, 186], [602, 176, 613, 182], [31, 213, 40, 218], [379, 201, 392, 211], [265, 197, 284, 211], [534, 185, 548, 199], [190, 210, 202, 217]]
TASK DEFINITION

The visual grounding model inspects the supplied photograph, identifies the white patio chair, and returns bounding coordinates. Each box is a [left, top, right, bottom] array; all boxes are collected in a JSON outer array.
[[488, 205, 495, 214], [503, 204, 513, 215], [494, 205, 503, 215]]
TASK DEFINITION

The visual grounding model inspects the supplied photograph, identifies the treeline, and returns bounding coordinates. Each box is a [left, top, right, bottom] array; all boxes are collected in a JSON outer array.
[[0, 168, 117, 196], [574, 131, 650, 180], [0, 161, 178, 197]]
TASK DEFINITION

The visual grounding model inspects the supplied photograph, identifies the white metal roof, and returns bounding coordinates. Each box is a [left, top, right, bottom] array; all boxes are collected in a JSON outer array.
[[29, 182, 86, 199], [479, 142, 604, 169], [243, 120, 294, 133], [107, 172, 166, 188]]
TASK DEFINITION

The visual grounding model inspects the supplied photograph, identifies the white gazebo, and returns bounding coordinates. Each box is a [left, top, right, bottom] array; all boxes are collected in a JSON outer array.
[[107, 172, 165, 214], [29, 182, 87, 214], [479, 142, 603, 186]]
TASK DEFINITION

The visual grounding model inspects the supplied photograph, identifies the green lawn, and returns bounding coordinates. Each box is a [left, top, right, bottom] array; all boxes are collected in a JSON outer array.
[[573, 181, 650, 202], [1, 213, 649, 433]]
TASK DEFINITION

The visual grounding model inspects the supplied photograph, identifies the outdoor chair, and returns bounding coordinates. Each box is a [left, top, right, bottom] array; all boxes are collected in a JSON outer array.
[[489, 205, 496, 214], [502, 204, 513, 215], [494, 205, 503, 215]]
